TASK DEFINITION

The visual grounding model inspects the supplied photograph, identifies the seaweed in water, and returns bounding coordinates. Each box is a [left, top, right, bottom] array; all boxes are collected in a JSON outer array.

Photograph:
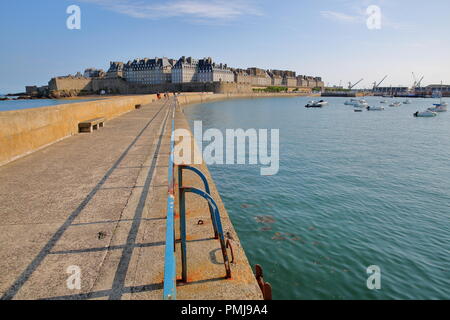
[[255, 215, 276, 224]]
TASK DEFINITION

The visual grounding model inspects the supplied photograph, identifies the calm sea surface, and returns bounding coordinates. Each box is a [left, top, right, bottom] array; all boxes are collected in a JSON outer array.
[[0, 97, 98, 112], [185, 96, 450, 300]]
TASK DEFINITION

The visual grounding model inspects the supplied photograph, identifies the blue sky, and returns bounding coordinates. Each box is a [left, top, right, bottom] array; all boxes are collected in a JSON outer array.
[[1, 0, 449, 93]]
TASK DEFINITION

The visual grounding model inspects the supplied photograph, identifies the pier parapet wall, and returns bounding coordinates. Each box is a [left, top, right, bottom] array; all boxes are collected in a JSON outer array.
[[0, 95, 157, 166]]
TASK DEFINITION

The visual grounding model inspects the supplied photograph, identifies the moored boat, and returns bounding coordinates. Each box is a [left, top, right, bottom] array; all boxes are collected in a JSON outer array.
[[305, 100, 328, 108], [354, 101, 368, 108], [344, 99, 358, 105], [345, 99, 367, 106], [367, 106, 384, 111], [414, 110, 437, 117], [428, 104, 447, 112]]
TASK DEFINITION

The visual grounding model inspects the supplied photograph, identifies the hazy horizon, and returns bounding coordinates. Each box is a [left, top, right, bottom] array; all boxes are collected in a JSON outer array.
[[1, 0, 449, 93]]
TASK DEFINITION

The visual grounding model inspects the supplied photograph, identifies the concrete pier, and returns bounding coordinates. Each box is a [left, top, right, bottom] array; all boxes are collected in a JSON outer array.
[[0, 95, 264, 300]]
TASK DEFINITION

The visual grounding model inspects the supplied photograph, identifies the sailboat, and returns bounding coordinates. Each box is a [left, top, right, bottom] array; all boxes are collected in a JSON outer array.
[[432, 81, 448, 109], [426, 81, 447, 112]]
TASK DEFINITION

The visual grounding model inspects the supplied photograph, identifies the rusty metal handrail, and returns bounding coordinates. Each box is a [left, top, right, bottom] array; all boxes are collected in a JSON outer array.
[[178, 165, 218, 239], [179, 186, 232, 281]]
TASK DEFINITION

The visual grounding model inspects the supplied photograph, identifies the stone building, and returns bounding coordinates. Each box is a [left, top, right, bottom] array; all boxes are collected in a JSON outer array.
[[25, 86, 38, 95], [296, 75, 324, 89], [283, 77, 297, 87], [123, 57, 175, 85], [172, 56, 199, 83], [297, 75, 308, 87], [84, 68, 106, 78], [269, 70, 297, 87], [197, 57, 234, 83], [267, 71, 282, 86], [233, 69, 252, 84], [315, 77, 325, 89], [107, 62, 125, 79], [47, 55, 326, 94], [246, 68, 271, 86]]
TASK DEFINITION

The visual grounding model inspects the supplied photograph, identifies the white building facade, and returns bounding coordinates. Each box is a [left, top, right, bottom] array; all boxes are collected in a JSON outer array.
[[197, 58, 234, 83], [171, 57, 199, 83], [123, 57, 174, 84]]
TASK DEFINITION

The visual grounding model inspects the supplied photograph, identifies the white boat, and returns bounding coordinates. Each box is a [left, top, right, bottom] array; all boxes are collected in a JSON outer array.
[[431, 82, 448, 107], [305, 100, 328, 108], [345, 99, 367, 106], [389, 102, 401, 107], [354, 101, 368, 108], [344, 99, 358, 105], [428, 104, 447, 112], [355, 100, 368, 107], [403, 99, 412, 104], [433, 101, 448, 107], [414, 110, 437, 117], [380, 100, 388, 104], [428, 86, 448, 111], [367, 106, 384, 111]]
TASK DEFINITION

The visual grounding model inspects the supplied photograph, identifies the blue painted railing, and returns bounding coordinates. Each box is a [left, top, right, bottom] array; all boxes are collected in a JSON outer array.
[[163, 100, 177, 300], [163, 97, 232, 300]]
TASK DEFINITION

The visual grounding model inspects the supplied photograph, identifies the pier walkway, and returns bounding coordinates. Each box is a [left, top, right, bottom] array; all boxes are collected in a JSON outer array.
[[0, 98, 261, 300]]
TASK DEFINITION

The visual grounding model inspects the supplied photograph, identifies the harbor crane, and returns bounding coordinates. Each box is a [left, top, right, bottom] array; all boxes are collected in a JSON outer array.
[[412, 72, 424, 90], [372, 75, 388, 91], [416, 76, 424, 88], [348, 79, 364, 90]]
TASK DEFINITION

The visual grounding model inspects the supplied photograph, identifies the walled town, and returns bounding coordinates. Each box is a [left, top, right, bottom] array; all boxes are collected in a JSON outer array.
[[24, 56, 325, 98]]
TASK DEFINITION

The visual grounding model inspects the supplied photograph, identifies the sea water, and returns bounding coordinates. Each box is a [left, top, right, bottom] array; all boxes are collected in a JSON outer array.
[[185, 96, 450, 300]]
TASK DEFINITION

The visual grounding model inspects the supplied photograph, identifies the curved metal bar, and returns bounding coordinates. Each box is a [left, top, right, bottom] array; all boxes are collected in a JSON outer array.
[[179, 166, 218, 239], [180, 165, 211, 194], [226, 239, 235, 264], [181, 187, 232, 279]]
